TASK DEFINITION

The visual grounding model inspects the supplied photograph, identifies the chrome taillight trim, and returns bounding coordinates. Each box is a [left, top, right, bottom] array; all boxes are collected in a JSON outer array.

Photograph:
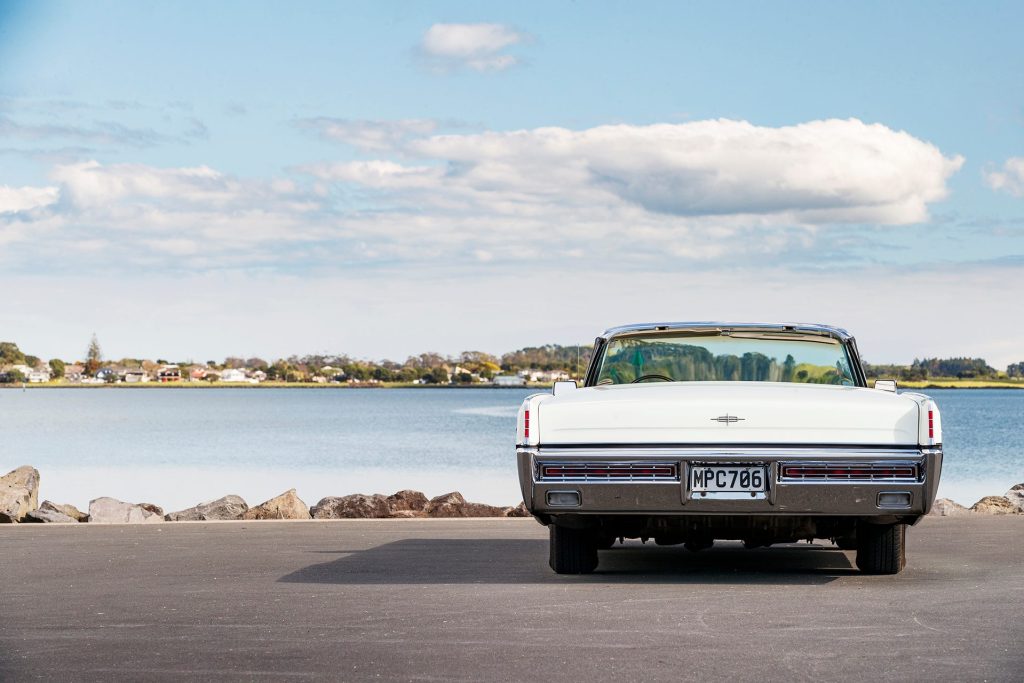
[[537, 461, 680, 483], [779, 461, 922, 482]]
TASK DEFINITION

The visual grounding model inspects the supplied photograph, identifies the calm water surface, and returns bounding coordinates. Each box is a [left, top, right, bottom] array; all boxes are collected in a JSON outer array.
[[0, 387, 1020, 510]]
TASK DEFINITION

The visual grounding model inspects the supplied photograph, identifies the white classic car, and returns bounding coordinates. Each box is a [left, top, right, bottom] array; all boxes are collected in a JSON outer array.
[[515, 322, 942, 575]]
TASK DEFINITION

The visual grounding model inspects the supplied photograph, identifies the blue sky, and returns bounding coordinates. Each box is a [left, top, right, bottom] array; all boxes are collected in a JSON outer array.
[[1, 1, 1022, 365]]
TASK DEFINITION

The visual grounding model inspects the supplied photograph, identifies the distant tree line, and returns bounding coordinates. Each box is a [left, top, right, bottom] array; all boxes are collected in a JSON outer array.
[[864, 357, 999, 380], [0, 341, 59, 383], [1, 337, 1021, 384]]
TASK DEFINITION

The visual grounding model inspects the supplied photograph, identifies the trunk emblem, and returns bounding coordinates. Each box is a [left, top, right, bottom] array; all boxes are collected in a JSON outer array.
[[711, 414, 745, 424]]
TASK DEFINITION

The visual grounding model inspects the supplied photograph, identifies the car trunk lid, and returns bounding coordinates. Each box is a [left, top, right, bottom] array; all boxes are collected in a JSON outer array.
[[536, 382, 921, 446]]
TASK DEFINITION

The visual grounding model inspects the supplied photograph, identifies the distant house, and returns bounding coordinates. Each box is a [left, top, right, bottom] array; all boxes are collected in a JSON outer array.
[[523, 369, 570, 383], [63, 364, 84, 382], [219, 368, 251, 383], [27, 369, 51, 383], [95, 368, 118, 382], [156, 365, 182, 382], [493, 375, 526, 387], [4, 363, 51, 383], [452, 365, 486, 383], [122, 369, 149, 383]]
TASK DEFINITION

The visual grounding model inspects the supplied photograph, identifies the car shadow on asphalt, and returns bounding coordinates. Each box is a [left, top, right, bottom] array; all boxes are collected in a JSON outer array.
[[279, 539, 856, 585]]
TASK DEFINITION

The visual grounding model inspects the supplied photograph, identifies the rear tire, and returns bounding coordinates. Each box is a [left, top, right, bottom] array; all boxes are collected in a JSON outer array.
[[855, 522, 906, 574], [549, 525, 598, 574]]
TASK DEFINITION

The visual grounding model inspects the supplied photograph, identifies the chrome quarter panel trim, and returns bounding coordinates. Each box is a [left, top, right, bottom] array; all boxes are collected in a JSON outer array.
[[922, 447, 942, 514], [768, 461, 781, 506], [516, 448, 537, 509]]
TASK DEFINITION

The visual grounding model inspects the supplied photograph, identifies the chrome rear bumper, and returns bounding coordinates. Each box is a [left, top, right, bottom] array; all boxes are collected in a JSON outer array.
[[517, 445, 942, 517]]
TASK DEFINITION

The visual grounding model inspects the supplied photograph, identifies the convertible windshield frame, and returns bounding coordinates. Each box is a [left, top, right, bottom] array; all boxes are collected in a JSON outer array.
[[584, 324, 867, 388]]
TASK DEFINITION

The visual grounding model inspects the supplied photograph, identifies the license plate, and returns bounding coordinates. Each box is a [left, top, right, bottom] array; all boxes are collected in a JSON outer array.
[[690, 465, 767, 492]]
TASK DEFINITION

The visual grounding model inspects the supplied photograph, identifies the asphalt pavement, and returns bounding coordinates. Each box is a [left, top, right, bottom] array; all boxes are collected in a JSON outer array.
[[1, 516, 1022, 681]]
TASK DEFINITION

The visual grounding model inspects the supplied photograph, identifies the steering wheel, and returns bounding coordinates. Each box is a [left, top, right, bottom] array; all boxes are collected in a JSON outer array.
[[631, 374, 673, 383]]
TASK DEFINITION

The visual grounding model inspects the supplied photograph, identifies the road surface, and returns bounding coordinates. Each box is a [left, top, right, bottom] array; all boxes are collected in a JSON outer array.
[[2, 516, 1022, 681]]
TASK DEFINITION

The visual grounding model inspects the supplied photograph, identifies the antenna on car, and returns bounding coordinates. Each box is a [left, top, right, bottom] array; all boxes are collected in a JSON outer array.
[[576, 345, 581, 381]]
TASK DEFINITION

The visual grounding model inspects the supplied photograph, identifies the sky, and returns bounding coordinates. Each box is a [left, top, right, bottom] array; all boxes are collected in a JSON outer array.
[[1, 0, 1022, 366]]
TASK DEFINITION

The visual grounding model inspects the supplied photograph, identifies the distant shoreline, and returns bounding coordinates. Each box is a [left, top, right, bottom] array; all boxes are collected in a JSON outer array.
[[3, 380, 1024, 390], [893, 380, 1024, 390], [0, 382, 546, 390]]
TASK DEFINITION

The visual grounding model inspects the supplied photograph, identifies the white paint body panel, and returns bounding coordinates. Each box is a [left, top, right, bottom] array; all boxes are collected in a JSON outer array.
[[533, 382, 926, 446]]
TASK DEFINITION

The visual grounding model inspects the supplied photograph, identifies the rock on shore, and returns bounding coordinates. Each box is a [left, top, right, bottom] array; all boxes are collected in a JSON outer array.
[[241, 489, 310, 520], [311, 494, 390, 519], [930, 498, 970, 516], [88, 497, 164, 524], [424, 491, 507, 517], [39, 500, 88, 522], [503, 502, 530, 517], [25, 508, 78, 523], [165, 495, 249, 521], [309, 490, 432, 519], [386, 490, 429, 514], [1004, 484, 1024, 513], [310, 490, 530, 519], [0, 466, 41, 523], [970, 496, 1019, 515]]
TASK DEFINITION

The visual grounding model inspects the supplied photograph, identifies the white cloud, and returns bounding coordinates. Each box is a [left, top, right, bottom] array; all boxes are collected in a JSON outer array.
[[143, 238, 200, 256], [0, 184, 59, 213], [420, 23, 526, 72], [50, 160, 233, 208], [295, 118, 437, 151], [0, 119, 965, 276], [298, 160, 443, 189], [985, 157, 1024, 196], [0, 160, 337, 271], [405, 118, 964, 225]]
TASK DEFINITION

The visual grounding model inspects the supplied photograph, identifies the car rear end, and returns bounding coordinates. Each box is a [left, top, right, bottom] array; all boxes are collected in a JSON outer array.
[[516, 381, 942, 575]]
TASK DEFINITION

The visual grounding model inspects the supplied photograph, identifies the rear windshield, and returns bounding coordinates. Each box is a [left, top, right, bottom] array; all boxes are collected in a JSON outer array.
[[594, 333, 856, 386]]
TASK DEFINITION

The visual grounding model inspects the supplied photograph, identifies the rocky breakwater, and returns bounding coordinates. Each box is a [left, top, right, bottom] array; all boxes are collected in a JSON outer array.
[[310, 490, 529, 519], [2, 462, 1021, 525], [930, 483, 1024, 516], [0, 466, 531, 524]]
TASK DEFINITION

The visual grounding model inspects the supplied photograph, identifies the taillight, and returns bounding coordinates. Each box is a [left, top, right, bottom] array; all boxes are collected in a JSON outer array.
[[524, 409, 530, 439], [928, 409, 934, 440], [781, 464, 918, 480], [539, 463, 679, 481]]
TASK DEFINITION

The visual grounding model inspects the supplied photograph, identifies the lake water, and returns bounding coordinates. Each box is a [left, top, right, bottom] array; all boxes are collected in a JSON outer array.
[[1, 387, 1021, 512]]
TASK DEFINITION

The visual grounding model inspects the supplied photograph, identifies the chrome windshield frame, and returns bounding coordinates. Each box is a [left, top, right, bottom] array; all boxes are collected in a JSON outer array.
[[584, 322, 867, 388]]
